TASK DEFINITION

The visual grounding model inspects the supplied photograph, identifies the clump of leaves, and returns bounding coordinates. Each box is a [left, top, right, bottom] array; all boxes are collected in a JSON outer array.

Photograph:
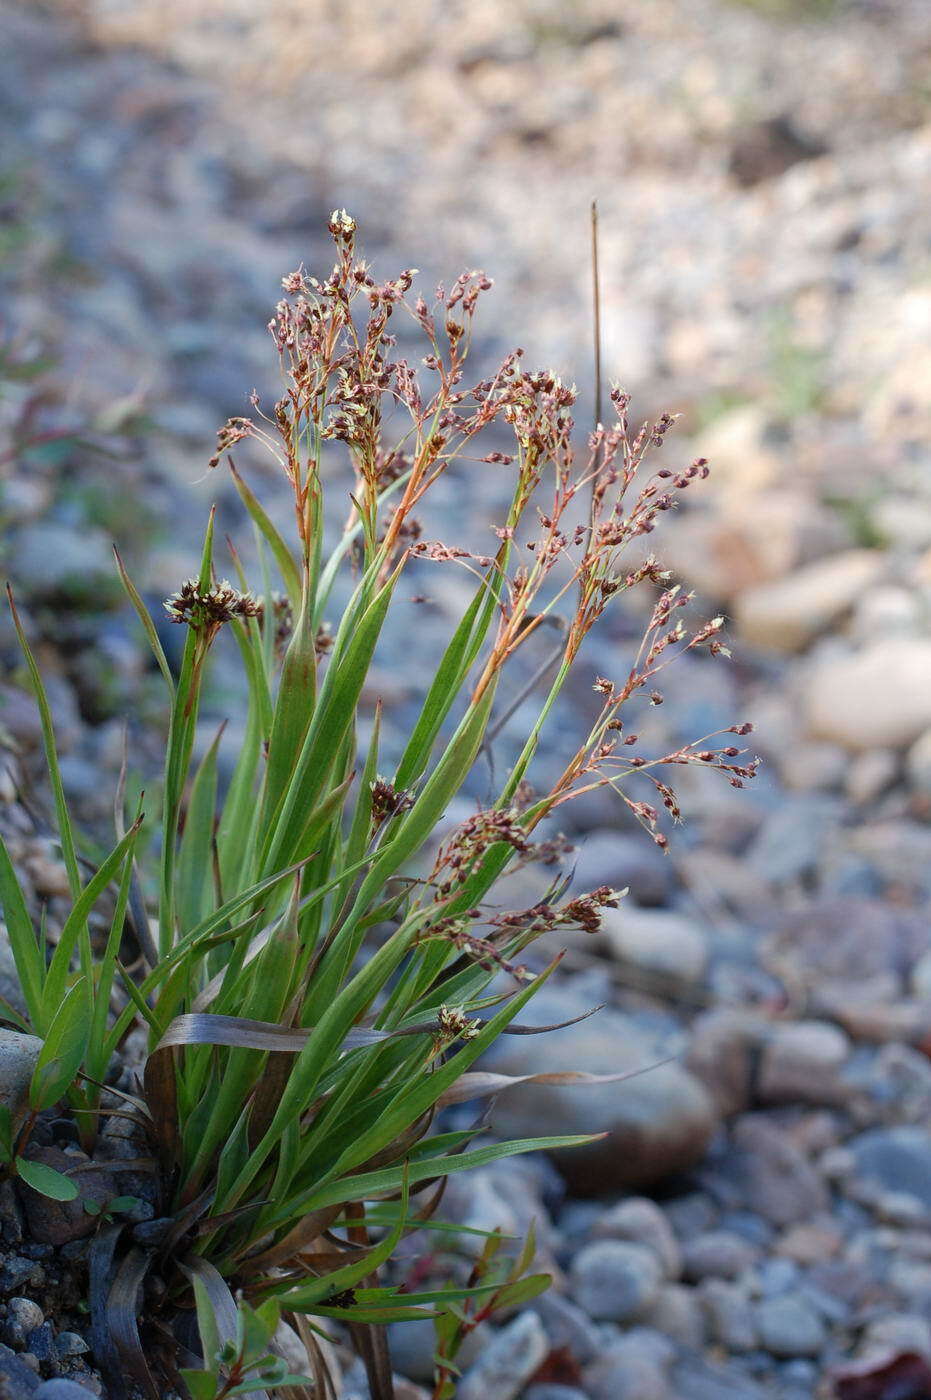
[[0, 213, 757, 1397]]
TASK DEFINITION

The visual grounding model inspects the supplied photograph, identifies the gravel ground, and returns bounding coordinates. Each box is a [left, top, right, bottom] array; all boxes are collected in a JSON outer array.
[[1, 1, 931, 1396]]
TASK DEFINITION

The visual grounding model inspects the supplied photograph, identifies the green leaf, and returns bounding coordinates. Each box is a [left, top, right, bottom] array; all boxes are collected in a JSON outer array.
[[191, 1272, 222, 1374], [0, 1105, 13, 1161], [0, 835, 44, 1027], [178, 1371, 218, 1400], [15, 1156, 78, 1201], [176, 722, 224, 933], [30, 978, 90, 1111]]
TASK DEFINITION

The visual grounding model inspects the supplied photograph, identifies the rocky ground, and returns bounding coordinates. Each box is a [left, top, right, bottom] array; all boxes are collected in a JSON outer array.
[[2, 0, 931, 1396]]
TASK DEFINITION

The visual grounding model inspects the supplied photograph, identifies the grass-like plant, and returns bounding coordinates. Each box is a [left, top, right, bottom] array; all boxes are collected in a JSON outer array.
[[0, 213, 757, 1398]]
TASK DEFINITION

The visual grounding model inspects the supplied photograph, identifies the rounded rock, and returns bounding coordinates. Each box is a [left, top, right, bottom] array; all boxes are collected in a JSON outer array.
[[592, 1197, 682, 1279], [0, 1031, 43, 1118], [457, 1311, 548, 1400], [756, 1295, 826, 1358], [569, 1240, 662, 1322]]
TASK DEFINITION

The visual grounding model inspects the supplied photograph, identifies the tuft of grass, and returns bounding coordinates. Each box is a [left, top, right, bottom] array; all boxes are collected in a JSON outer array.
[[0, 213, 757, 1398]]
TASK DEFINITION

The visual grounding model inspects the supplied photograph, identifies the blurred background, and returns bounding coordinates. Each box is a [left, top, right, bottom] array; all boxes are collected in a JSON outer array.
[[3, 1, 931, 1394]]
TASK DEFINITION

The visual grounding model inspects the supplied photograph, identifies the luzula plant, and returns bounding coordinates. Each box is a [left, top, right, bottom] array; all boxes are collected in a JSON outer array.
[[0, 213, 757, 1399]]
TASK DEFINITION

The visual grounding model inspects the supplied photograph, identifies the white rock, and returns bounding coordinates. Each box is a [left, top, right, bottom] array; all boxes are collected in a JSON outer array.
[[602, 907, 708, 985], [845, 748, 897, 805], [735, 548, 883, 653], [806, 639, 931, 750], [458, 1311, 548, 1400]]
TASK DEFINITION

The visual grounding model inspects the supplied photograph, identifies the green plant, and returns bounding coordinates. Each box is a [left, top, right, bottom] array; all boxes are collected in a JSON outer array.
[[0, 212, 757, 1397]]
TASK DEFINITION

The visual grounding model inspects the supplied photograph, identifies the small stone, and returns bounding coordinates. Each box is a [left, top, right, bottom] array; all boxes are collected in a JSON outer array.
[[845, 748, 897, 805], [590, 1197, 682, 1279], [601, 907, 708, 986], [731, 1116, 829, 1227], [776, 1222, 843, 1265], [34, 1385, 100, 1400], [568, 830, 673, 907], [735, 548, 882, 653], [851, 1127, 931, 1210], [0, 1032, 43, 1118], [2, 1298, 44, 1345], [483, 988, 716, 1193], [16, 1148, 115, 1247], [24, 1323, 54, 1362], [525, 1387, 588, 1400], [530, 1293, 600, 1365], [757, 1021, 851, 1107], [700, 1278, 759, 1352], [457, 1312, 548, 1400], [389, 1319, 486, 1384], [911, 949, 931, 999], [806, 639, 931, 751], [860, 1313, 931, 1357], [583, 1334, 673, 1400], [0, 1341, 40, 1396], [0, 1258, 42, 1294], [682, 1230, 759, 1282], [52, 1333, 89, 1359], [642, 1284, 706, 1348], [756, 1294, 827, 1358], [906, 728, 931, 796], [569, 1240, 662, 1322]]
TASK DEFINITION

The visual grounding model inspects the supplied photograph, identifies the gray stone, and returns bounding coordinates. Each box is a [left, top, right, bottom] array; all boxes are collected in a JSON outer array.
[[591, 1197, 681, 1279], [0, 1031, 43, 1118], [735, 548, 882, 653], [10, 524, 119, 609], [16, 1148, 115, 1246], [756, 1295, 827, 1358], [53, 1332, 89, 1359], [388, 1318, 486, 1384], [731, 1115, 830, 1226], [602, 907, 708, 986], [757, 1021, 851, 1107], [0, 1342, 40, 1396], [583, 1334, 673, 1400], [682, 1230, 759, 1281], [524, 1388, 587, 1400], [570, 830, 674, 907], [530, 1292, 600, 1365], [483, 987, 716, 1193], [701, 1278, 759, 1351], [670, 1357, 766, 1400], [2, 1297, 44, 1346], [569, 1240, 662, 1322], [457, 1312, 548, 1400], [642, 1284, 706, 1347], [33, 1385, 99, 1400], [850, 1127, 931, 1209]]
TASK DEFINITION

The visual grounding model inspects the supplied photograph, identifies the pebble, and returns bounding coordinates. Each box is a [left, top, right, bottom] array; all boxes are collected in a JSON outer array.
[[731, 1115, 830, 1226], [806, 638, 931, 750], [735, 548, 882, 653], [642, 1284, 706, 1348], [529, 1292, 601, 1366], [33, 1385, 100, 1400], [0, 1032, 43, 1118], [568, 830, 673, 907], [0, 1340, 40, 1397], [850, 1126, 931, 1210], [569, 1240, 662, 1322], [757, 1021, 851, 1107], [682, 1230, 759, 1282], [700, 1278, 759, 1352], [457, 1311, 548, 1400], [2, 1298, 44, 1346], [483, 988, 716, 1193], [582, 1333, 673, 1400], [755, 1294, 827, 1357], [589, 1197, 682, 1279], [601, 907, 708, 986]]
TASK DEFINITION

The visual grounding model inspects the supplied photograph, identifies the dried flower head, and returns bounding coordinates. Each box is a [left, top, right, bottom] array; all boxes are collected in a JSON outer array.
[[164, 579, 260, 632]]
